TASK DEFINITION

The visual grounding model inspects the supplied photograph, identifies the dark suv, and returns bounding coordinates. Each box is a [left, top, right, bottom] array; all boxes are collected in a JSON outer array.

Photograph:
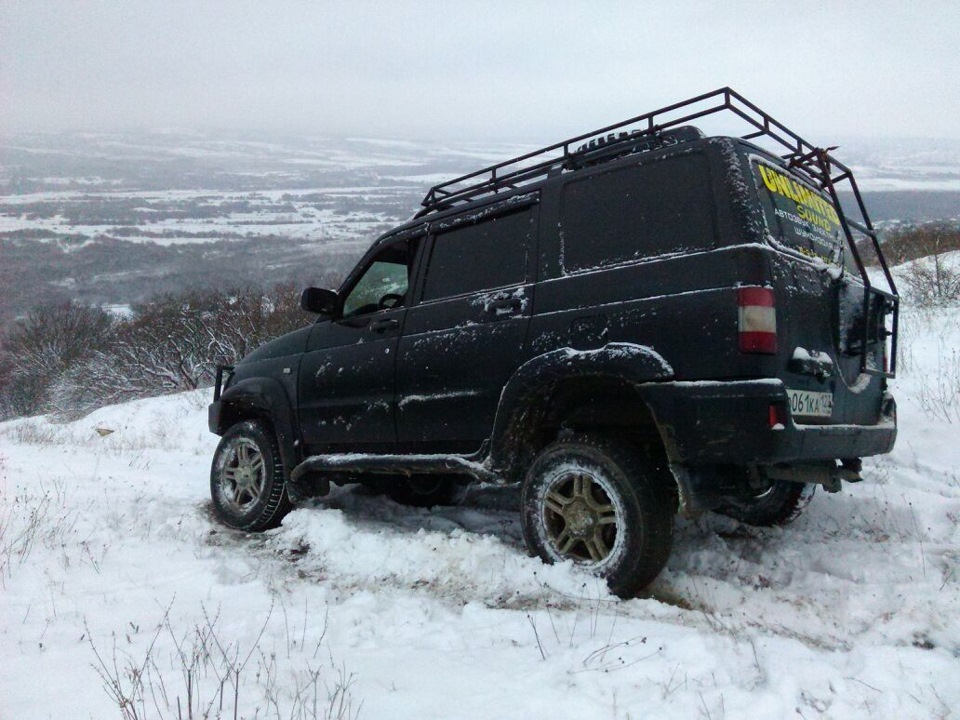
[[208, 89, 899, 596]]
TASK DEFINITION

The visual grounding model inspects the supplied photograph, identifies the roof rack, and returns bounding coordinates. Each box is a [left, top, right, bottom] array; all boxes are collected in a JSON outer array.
[[418, 87, 899, 378], [422, 87, 838, 212]]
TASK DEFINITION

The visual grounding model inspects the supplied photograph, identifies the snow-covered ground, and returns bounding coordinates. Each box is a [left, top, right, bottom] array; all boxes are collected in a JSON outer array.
[[2, 303, 959, 719]]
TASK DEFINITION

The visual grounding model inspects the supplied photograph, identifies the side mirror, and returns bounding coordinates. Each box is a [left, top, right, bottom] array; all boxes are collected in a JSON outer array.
[[300, 287, 339, 316]]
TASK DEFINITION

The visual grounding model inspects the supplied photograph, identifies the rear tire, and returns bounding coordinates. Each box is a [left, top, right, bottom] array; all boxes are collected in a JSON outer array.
[[520, 434, 674, 598], [716, 479, 815, 527], [210, 420, 292, 531]]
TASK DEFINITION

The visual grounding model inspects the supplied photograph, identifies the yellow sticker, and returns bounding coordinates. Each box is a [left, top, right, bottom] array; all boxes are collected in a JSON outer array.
[[757, 164, 840, 232]]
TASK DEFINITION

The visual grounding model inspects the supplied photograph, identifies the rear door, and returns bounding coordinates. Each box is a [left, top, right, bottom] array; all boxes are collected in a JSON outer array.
[[396, 196, 539, 453], [750, 157, 891, 425]]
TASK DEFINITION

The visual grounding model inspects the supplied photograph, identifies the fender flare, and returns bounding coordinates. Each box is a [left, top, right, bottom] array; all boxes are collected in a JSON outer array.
[[214, 377, 300, 479], [487, 343, 674, 476]]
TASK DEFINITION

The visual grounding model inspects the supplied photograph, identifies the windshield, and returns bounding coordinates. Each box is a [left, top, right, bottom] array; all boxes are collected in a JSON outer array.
[[752, 158, 855, 273]]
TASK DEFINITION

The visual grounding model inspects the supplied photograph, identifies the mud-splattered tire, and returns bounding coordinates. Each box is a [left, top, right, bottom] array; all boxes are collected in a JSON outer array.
[[385, 475, 469, 508], [717, 479, 816, 527], [210, 420, 292, 531], [521, 434, 675, 598]]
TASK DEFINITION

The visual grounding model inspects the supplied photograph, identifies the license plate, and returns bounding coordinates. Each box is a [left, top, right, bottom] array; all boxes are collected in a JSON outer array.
[[787, 389, 833, 418]]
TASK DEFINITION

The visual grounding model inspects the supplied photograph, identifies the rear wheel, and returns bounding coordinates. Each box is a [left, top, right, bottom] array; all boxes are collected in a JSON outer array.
[[520, 434, 675, 598], [716, 478, 815, 527], [210, 420, 292, 531]]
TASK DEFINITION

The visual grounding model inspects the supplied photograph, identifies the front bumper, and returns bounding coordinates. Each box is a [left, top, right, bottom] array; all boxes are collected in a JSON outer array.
[[208, 400, 223, 434], [641, 379, 897, 465], [207, 365, 234, 434]]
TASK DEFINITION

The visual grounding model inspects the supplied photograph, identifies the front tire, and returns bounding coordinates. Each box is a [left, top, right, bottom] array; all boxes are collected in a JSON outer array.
[[210, 419, 292, 531], [520, 434, 675, 598]]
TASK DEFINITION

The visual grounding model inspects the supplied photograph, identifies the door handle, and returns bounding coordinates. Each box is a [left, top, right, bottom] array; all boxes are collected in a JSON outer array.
[[369, 318, 399, 333], [485, 298, 523, 318]]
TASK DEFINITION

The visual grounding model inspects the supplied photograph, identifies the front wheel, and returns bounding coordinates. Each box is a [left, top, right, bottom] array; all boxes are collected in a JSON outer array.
[[210, 419, 292, 531], [520, 434, 675, 598]]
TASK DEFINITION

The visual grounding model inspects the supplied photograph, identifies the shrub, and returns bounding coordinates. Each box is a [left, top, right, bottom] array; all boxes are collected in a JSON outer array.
[[901, 253, 960, 307], [0, 302, 115, 418], [1, 284, 310, 420], [871, 223, 960, 307], [60, 284, 307, 414]]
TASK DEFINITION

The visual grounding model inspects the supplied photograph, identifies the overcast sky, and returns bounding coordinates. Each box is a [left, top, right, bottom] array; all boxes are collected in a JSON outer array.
[[2, 0, 959, 144]]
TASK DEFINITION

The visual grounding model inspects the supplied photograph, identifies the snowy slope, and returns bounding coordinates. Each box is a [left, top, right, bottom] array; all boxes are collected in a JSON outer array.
[[1, 307, 958, 719]]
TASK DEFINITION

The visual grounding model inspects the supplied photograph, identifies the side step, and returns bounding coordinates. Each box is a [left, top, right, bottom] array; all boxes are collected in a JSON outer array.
[[287, 452, 498, 504], [290, 452, 499, 485]]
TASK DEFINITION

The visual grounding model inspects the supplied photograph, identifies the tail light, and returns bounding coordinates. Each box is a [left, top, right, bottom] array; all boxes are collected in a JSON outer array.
[[768, 401, 788, 429], [738, 287, 777, 354]]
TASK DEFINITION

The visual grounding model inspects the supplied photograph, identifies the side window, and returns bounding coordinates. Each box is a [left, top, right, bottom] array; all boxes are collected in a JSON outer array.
[[342, 239, 418, 317], [422, 207, 534, 301], [560, 153, 714, 273]]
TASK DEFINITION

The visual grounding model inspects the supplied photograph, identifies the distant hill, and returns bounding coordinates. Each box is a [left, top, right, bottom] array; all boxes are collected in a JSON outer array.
[[841, 191, 960, 224]]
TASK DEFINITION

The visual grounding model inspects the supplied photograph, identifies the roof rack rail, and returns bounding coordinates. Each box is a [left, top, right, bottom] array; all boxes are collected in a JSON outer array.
[[422, 88, 834, 213], [417, 87, 898, 378]]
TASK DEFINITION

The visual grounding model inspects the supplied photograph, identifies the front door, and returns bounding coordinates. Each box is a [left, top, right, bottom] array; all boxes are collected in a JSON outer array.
[[298, 235, 422, 453]]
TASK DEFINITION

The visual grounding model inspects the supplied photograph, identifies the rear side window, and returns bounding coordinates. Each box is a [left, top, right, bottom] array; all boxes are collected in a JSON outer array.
[[422, 207, 534, 301], [560, 153, 715, 273], [752, 160, 848, 268]]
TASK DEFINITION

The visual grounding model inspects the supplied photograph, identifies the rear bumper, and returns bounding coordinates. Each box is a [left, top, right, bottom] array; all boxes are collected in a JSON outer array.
[[641, 379, 896, 465]]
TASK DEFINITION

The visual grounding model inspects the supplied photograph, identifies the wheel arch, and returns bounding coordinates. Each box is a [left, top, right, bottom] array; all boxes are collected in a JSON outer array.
[[214, 377, 300, 480], [487, 344, 675, 484]]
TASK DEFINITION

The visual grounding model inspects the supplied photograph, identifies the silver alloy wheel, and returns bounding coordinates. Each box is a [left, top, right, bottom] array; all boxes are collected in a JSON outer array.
[[217, 437, 266, 513], [522, 435, 675, 596], [542, 468, 622, 565]]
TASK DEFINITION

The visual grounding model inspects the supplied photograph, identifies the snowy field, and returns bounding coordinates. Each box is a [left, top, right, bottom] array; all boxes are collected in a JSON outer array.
[[0, 134, 537, 247], [0, 186, 411, 247], [1, 299, 959, 719]]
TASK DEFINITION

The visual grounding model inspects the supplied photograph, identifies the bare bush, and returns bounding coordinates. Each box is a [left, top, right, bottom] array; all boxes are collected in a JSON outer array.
[[880, 223, 960, 306], [916, 344, 960, 424], [901, 254, 960, 307], [0, 476, 76, 582], [884, 222, 960, 265], [87, 602, 361, 720], [3, 283, 309, 420], [0, 302, 115, 418]]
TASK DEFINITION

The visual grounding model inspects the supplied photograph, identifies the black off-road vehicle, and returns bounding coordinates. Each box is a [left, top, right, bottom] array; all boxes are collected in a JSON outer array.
[[208, 89, 899, 596]]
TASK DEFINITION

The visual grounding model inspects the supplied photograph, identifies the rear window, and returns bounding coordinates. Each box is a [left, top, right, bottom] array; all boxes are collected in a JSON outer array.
[[560, 153, 715, 273], [752, 160, 850, 269]]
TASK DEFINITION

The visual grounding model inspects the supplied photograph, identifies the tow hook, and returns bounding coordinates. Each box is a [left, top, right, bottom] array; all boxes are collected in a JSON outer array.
[[840, 458, 862, 481]]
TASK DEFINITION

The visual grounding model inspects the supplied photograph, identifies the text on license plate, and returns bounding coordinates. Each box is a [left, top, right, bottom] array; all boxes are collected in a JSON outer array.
[[787, 389, 833, 418]]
